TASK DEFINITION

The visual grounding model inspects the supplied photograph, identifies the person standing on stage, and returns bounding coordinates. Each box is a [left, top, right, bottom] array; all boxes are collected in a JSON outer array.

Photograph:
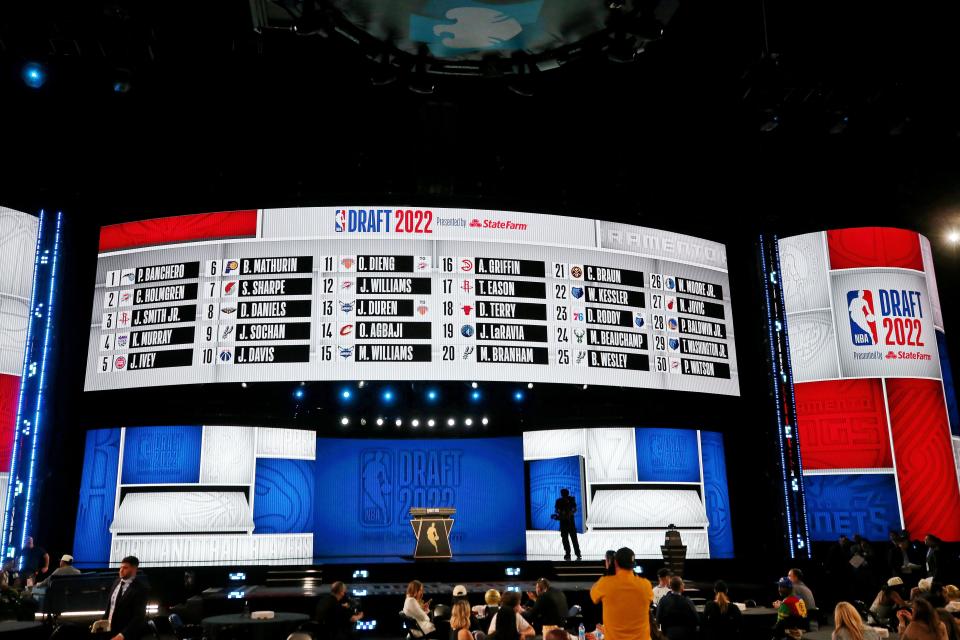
[[554, 489, 581, 561]]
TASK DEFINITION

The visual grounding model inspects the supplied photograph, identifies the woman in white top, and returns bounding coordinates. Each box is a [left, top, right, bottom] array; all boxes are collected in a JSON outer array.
[[403, 580, 439, 638], [487, 591, 535, 639], [833, 602, 880, 640]]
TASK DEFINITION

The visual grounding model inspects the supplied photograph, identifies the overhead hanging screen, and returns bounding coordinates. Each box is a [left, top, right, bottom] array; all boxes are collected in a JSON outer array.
[[85, 207, 739, 395]]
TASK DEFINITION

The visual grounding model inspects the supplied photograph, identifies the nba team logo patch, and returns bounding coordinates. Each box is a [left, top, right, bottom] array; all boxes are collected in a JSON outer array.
[[335, 209, 347, 232], [847, 289, 878, 346], [360, 449, 393, 526]]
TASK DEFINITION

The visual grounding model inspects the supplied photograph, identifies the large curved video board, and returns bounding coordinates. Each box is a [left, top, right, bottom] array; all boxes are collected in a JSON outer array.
[[84, 207, 739, 395], [779, 228, 960, 541]]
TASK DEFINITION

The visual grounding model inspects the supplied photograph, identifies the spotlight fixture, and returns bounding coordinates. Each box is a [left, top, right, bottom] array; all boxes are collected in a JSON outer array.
[[376, 418, 384, 426], [293, 388, 305, 400], [341, 388, 353, 400], [464, 418, 473, 427], [241, 382, 247, 388], [395, 418, 402, 427], [427, 389, 438, 401], [411, 419, 420, 428], [382, 389, 394, 403], [482, 417, 489, 425], [471, 382, 478, 389], [447, 418, 456, 427], [513, 390, 525, 402], [527, 383, 534, 389], [470, 390, 481, 401], [358, 381, 366, 388], [427, 419, 436, 427], [22, 62, 47, 89], [340, 417, 350, 426], [948, 230, 960, 245]]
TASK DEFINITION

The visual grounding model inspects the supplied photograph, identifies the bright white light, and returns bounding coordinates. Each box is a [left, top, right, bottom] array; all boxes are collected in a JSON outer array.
[[427, 419, 436, 427], [395, 418, 402, 427], [471, 382, 478, 388], [340, 417, 349, 426], [411, 419, 420, 427], [527, 383, 533, 389], [948, 230, 960, 244], [376, 418, 384, 426], [482, 417, 489, 425], [447, 418, 456, 426], [464, 418, 473, 426]]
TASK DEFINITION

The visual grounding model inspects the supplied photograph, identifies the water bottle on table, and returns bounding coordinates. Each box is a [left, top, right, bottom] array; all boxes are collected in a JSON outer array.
[[579, 623, 586, 640]]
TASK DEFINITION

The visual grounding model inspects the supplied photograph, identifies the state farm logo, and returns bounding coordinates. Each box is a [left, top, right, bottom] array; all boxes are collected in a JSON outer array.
[[468, 217, 528, 231]]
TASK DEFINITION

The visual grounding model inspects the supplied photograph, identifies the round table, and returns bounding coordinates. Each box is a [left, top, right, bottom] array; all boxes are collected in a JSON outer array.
[[201, 612, 310, 640]]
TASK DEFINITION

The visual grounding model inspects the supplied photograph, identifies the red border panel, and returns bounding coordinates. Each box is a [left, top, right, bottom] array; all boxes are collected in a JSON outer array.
[[0, 373, 22, 473], [99, 210, 258, 252], [887, 378, 960, 540], [827, 227, 924, 271], [795, 379, 893, 470]]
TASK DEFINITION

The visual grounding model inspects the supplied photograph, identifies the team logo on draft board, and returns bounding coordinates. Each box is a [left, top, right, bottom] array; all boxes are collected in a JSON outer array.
[[117, 311, 131, 328], [113, 355, 127, 370], [116, 334, 129, 349], [222, 281, 238, 297], [574, 329, 585, 344], [665, 277, 676, 291], [360, 449, 393, 526], [634, 314, 645, 329], [416, 257, 431, 271], [462, 346, 474, 359], [665, 296, 676, 311], [339, 345, 354, 359], [341, 301, 354, 313], [847, 290, 879, 346], [670, 357, 681, 373], [572, 311, 585, 322], [121, 271, 136, 285], [341, 257, 355, 270], [667, 317, 679, 332], [571, 287, 584, 300], [460, 259, 474, 272], [223, 260, 240, 275], [461, 280, 472, 293], [217, 347, 234, 363], [570, 265, 584, 280], [335, 209, 348, 232], [462, 305, 473, 316], [575, 350, 587, 365], [417, 301, 429, 316], [340, 324, 354, 336], [220, 304, 237, 315], [119, 290, 133, 306], [341, 279, 354, 290], [461, 325, 475, 337], [221, 325, 235, 341], [668, 337, 680, 352]]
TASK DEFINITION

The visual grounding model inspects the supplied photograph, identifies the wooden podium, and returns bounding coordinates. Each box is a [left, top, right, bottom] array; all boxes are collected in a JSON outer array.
[[410, 508, 455, 559]]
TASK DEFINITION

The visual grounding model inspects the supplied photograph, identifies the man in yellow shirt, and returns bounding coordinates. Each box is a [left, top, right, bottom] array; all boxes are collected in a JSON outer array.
[[590, 547, 654, 640]]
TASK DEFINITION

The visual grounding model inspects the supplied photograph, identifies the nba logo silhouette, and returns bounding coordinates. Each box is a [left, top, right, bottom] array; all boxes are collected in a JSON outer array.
[[360, 449, 393, 526], [335, 209, 348, 232], [847, 289, 878, 346]]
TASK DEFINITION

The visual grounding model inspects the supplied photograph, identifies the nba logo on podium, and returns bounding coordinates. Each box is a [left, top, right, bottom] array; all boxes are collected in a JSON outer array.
[[360, 450, 393, 526], [335, 209, 348, 232], [847, 289, 878, 346]]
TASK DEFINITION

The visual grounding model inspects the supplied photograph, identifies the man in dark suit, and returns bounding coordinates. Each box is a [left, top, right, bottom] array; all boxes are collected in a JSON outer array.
[[554, 489, 581, 561], [656, 576, 699, 640], [313, 581, 363, 640], [524, 578, 569, 633], [102, 555, 148, 640]]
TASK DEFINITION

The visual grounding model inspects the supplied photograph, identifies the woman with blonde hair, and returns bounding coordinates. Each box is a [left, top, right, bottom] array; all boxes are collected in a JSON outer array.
[[833, 601, 879, 640], [450, 600, 474, 640], [403, 579, 439, 638]]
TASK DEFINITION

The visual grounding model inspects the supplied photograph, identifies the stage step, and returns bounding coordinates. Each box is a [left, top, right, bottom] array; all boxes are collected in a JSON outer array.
[[264, 567, 323, 586], [553, 561, 606, 579]]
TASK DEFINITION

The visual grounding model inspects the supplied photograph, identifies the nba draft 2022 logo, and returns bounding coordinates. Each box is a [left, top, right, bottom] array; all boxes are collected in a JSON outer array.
[[846, 287, 927, 356], [360, 449, 393, 526], [360, 447, 462, 527]]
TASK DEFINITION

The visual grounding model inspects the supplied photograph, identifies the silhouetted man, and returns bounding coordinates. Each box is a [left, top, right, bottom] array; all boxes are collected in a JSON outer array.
[[102, 556, 148, 640], [554, 489, 581, 561]]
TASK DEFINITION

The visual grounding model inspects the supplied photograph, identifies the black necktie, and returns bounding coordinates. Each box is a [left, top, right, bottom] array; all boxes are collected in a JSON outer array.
[[118, 582, 126, 601]]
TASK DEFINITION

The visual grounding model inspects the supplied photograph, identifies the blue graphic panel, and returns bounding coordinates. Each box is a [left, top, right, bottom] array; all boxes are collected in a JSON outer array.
[[120, 425, 202, 485], [410, 0, 544, 57], [73, 429, 121, 566], [313, 437, 525, 558], [528, 456, 584, 533], [253, 459, 315, 534], [700, 431, 734, 559], [937, 331, 960, 436], [634, 428, 700, 483], [804, 473, 901, 542]]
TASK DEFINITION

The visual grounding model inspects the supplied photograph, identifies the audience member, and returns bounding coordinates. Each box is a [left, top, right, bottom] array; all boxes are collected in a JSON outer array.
[[787, 568, 816, 611], [870, 577, 907, 624], [19, 537, 48, 585], [656, 576, 698, 640], [453, 585, 469, 602], [652, 569, 671, 606], [925, 535, 943, 580], [832, 601, 879, 640], [936, 609, 960, 640], [481, 589, 501, 619], [943, 585, 960, 613], [897, 597, 948, 640], [93, 555, 148, 640], [772, 577, 808, 639], [488, 591, 534, 639], [314, 581, 363, 640], [700, 580, 741, 640], [35, 554, 80, 588], [451, 600, 474, 640], [604, 550, 617, 577], [524, 578, 568, 633], [590, 547, 654, 640], [403, 580, 439, 639]]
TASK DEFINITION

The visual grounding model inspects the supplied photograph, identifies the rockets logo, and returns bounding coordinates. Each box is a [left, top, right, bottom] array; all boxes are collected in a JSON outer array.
[[461, 280, 472, 293], [847, 290, 878, 346], [335, 209, 348, 232]]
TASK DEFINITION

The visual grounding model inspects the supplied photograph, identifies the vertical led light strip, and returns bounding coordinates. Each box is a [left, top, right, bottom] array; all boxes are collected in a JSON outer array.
[[759, 234, 811, 559], [0, 210, 62, 561]]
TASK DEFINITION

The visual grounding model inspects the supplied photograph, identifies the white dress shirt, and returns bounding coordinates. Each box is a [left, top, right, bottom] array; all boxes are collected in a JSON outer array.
[[108, 578, 133, 626]]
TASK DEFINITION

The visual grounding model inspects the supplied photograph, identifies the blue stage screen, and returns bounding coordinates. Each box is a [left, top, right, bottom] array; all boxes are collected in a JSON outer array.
[[634, 428, 701, 483], [313, 436, 525, 558], [527, 456, 585, 533], [120, 425, 202, 485], [73, 428, 122, 566], [804, 473, 902, 541], [700, 431, 734, 558]]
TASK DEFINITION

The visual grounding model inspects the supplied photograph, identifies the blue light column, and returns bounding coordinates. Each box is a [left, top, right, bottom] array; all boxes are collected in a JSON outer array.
[[759, 234, 811, 559], [1, 210, 62, 563]]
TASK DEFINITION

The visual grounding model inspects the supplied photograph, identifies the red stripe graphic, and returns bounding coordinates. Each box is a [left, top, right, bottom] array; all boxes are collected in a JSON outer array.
[[0, 374, 22, 473], [887, 378, 960, 540], [827, 227, 924, 271], [99, 210, 258, 252], [796, 379, 893, 470]]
